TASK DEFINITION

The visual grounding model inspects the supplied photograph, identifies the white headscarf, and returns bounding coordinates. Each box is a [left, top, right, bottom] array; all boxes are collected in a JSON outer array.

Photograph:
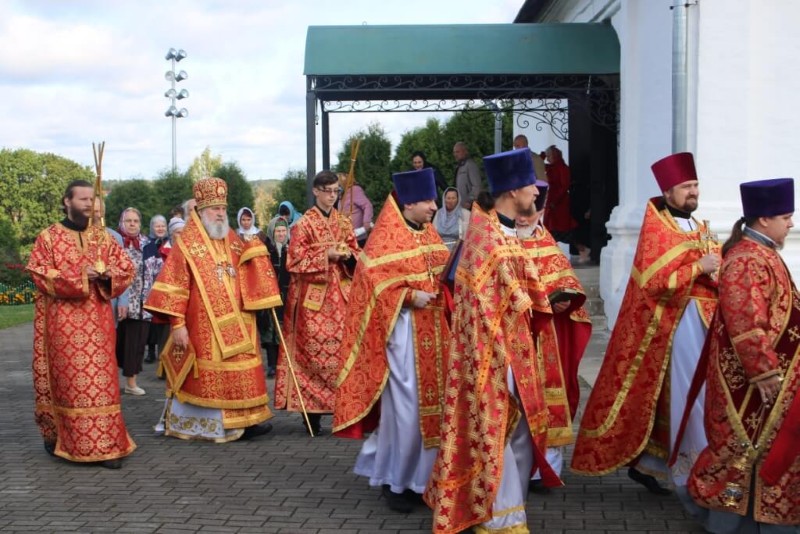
[[236, 207, 260, 236]]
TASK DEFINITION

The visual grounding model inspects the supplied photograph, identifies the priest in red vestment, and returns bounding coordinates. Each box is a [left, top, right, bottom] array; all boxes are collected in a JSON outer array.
[[274, 170, 359, 435], [27, 180, 136, 468], [517, 180, 592, 485], [334, 167, 450, 513], [144, 177, 281, 442], [685, 178, 799, 531], [424, 148, 561, 534], [572, 153, 720, 496]]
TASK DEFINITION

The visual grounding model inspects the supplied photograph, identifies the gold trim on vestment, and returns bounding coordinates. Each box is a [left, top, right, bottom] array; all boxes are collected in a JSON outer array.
[[579, 268, 683, 439], [238, 243, 268, 265], [338, 272, 443, 383], [151, 280, 190, 298], [242, 294, 282, 311], [359, 243, 450, 269], [473, 523, 530, 534], [173, 391, 270, 410], [195, 356, 264, 372], [54, 404, 123, 416], [631, 241, 704, 288], [222, 407, 272, 428], [177, 210, 254, 359]]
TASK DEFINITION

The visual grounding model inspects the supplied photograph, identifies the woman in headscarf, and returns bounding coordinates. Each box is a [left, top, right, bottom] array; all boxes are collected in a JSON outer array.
[[258, 218, 291, 377], [116, 207, 150, 395], [266, 200, 301, 239], [432, 187, 470, 251], [237, 207, 267, 243], [142, 215, 169, 364]]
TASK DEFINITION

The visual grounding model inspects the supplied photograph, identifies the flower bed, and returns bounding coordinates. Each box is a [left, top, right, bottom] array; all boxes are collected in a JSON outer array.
[[0, 280, 36, 305]]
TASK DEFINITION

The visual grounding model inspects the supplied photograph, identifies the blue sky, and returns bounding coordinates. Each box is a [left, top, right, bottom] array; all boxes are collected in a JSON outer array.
[[0, 0, 520, 181]]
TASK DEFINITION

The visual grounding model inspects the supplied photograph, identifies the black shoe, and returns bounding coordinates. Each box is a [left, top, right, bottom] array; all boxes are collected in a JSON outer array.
[[267, 366, 275, 378], [144, 346, 156, 363], [383, 486, 413, 513], [528, 479, 552, 494], [306, 414, 323, 436], [43, 441, 56, 457], [402, 489, 426, 506], [100, 459, 122, 469], [240, 423, 273, 441], [628, 467, 671, 495]]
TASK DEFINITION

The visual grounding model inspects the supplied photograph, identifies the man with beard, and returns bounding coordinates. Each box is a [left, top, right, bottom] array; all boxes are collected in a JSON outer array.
[[145, 177, 282, 442], [425, 148, 560, 533], [572, 153, 721, 499], [516, 181, 592, 490], [334, 167, 450, 513], [27, 180, 136, 468]]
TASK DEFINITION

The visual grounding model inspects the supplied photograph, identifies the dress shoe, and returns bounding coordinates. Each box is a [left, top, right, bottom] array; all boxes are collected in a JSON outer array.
[[382, 485, 413, 513], [240, 423, 273, 441], [100, 459, 122, 469], [267, 366, 276, 378], [124, 385, 146, 396], [43, 441, 57, 457], [628, 467, 671, 495], [306, 414, 323, 436], [528, 479, 552, 494], [144, 347, 156, 364]]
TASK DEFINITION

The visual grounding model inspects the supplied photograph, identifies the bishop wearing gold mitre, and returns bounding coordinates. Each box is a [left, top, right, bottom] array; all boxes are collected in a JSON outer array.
[[145, 177, 282, 442]]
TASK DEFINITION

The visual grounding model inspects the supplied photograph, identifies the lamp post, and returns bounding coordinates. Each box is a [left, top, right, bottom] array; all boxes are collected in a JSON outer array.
[[164, 48, 188, 173]]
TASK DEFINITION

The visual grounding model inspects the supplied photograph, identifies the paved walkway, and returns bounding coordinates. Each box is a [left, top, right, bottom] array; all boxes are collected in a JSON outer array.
[[0, 321, 704, 533]]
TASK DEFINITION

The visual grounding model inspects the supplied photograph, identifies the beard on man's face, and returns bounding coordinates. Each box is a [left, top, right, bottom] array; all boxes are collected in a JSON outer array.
[[681, 196, 699, 213], [201, 212, 230, 240], [67, 206, 90, 227], [517, 201, 536, 218]]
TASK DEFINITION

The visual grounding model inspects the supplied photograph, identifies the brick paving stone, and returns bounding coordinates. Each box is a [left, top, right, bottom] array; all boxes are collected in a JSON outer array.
[[0, 321, 715, 533]]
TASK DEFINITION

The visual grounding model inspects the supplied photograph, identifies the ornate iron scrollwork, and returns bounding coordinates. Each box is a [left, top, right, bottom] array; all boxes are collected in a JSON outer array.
[[309, 73, 619, 141]]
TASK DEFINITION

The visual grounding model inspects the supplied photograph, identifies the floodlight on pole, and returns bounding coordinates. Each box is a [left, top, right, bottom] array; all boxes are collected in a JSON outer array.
[[164, 48, 188, 172]]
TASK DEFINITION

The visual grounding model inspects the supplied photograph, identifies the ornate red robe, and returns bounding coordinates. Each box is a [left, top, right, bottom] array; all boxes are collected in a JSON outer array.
[[572, 198, 719, 475], [688, 237, 800, 525], [424, 206, 559, 534], [333, 194, 450, 446], [27, 222, 136, 462], [144, 210, 281, 430], [520, 224, 592, 446], [274, 205, 359, 413]]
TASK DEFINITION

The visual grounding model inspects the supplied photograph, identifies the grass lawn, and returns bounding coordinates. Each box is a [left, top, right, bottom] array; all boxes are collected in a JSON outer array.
[[0, 304, 34, 329]]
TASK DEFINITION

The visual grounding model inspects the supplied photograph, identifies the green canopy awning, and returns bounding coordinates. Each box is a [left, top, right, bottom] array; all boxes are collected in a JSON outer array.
[[305, 23, 619, 76]]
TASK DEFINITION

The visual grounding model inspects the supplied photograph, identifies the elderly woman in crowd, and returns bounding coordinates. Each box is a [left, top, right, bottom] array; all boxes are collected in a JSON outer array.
[[432, 187, 470, 251], [116, 207, 149, 395]]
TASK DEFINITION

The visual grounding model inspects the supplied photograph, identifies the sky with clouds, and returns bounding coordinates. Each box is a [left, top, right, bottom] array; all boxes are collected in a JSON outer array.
[[0, 0, 521, 181]]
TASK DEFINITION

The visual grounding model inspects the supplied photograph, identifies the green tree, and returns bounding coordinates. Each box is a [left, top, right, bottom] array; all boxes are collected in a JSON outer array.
[[152, 169, 193, 217], [391, 106, 514, 187], [0, 148, 93, 253], [188, 146, 223, 183], [334, 122, 393, 213], [272, 169, 309, 216], [215, 162, 254, 223], [391, 117, 450, 178], [105, 180, 159, 229]]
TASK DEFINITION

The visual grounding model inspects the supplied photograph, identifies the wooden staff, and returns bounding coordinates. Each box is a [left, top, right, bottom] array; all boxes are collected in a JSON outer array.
[[270, 308, 314, 436], [337, 138, 362, 254]]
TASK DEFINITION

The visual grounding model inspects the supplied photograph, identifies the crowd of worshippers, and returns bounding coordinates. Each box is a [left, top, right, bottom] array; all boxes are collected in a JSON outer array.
[[26, 144, 798, 533]]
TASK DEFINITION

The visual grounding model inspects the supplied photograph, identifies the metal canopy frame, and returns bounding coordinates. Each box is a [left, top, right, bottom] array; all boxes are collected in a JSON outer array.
[[306, 73, 618, 177], [304, 23, 620, 182]]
